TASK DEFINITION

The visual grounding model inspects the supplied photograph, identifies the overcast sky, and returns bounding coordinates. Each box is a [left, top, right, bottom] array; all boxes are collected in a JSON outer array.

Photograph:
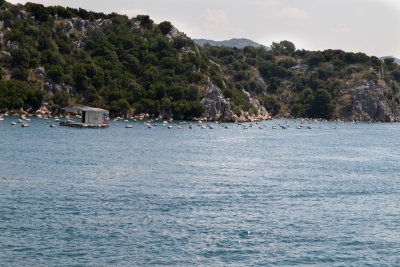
[[8, 0, 400, 58]]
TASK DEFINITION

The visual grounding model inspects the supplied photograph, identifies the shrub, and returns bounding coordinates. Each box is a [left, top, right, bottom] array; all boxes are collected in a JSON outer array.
[[47, 65, 64, 83]]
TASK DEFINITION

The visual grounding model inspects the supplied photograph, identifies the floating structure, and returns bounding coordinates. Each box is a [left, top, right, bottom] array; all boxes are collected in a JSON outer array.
[[60, 106, 109, 128]]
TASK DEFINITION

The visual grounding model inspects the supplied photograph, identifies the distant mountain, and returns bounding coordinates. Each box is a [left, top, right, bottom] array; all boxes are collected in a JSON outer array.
[[380, 56, 400, 65], [194, 38, 270, 50]]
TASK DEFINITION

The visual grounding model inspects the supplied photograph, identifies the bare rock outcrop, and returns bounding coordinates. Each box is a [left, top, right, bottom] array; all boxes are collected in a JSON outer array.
[[200, 81, 236, 121], [34, 67, 75, 96], [6, 40, 19, 50], [241, 89, 270, 121], [64, 18, 112, 50], [166, 26, 194, 55], [290, 60, 309, 73], [165, 26, 182, 43], [200, 80, 270, 122], [342, 80, 400, 122], [65, 18, 112, 35], [0, 51, 11, 59], [254, 74, 266, 89]]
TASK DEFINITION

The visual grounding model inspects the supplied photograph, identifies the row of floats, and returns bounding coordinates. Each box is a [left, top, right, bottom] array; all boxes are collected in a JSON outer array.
[[0, 113, 67, 128], [116, 118, 338, 130], [0, 113, 338, 130]]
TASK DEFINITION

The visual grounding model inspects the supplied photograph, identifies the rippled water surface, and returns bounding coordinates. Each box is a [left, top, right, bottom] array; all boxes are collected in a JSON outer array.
[[1, 117, 400, 266]]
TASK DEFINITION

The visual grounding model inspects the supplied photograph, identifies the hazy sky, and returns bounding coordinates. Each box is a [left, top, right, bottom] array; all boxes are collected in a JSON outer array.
[[9, 0, 400, 58]]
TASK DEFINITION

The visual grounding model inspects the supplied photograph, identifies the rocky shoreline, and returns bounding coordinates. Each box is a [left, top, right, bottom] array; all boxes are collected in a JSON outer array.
[[3, 107, 400, 124]]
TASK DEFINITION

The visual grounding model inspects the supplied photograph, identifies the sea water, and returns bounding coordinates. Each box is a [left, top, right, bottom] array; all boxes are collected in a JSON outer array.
[[1, 117, 400, 266]]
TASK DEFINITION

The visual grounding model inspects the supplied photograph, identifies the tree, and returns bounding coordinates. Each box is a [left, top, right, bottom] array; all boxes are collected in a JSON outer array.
[[26, 89, 44, 111], [291, 103, 304, 117], [189, 101, 205, 117], [185, 85, 199, 101], [128, 82, 145, 101], [160, 97, 171, 113], [56, 37, 71, 54], [11, 48, 30, 68], [52, 91, 70, 109], [25, 3, 49, 21], [384, 57, 395, 66], [110, 98, 131, 115], [0, 81, 19, 109], [38, 28, 54, 50], [308, 52, 324, 67], [300, 88, 314, 105], [262, 96, 281, 116], [137, 15, 153, 29], [308, 89, 335, 119], [271, 40, 295, 55], [11, 67, 28, 81], [158, 21, 173, 35], [280, 40, 296, 55], [47, 65, 64, 83], [268, 77, 279, 93], [259, 61, 276, 79], [392, 70, 400, 83]]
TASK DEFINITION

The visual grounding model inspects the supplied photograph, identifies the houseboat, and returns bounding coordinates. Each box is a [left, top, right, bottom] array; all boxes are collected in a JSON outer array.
[[60, 106, 109, 128]]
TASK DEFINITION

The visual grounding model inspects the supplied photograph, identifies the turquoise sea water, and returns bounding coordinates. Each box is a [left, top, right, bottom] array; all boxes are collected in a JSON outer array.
[[1, 116, 400, 266]]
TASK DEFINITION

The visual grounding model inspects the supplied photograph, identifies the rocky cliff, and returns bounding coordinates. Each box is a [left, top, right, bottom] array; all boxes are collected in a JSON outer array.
[[340, 80, 400, 122], [200, 80, 236, 121], [200, 79, 270, 122]]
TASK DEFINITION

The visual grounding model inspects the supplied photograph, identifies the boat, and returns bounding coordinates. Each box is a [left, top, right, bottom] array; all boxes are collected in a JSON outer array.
[[60, 106, 109, 128]]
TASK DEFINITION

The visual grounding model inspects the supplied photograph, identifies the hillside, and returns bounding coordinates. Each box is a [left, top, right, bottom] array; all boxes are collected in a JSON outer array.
[[193, 38, 269, 49], [0, 1, 240, 120], [202, 41, 400, 121], [0, 1, 400, 122]]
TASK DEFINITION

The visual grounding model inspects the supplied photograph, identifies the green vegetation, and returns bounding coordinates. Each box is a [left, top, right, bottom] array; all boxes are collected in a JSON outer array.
[[202, 40, 400, 119], [0, 2, 213, 118], [0, 1, 399, 120]]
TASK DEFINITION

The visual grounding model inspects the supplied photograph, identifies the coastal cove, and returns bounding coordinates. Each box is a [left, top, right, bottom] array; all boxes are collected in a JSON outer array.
[[1, 117, 400, 265]]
